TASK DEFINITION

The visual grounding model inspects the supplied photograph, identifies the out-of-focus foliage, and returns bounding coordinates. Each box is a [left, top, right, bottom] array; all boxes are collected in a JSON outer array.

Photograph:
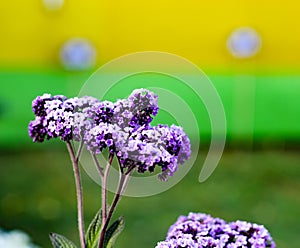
[[0, 149, 299, 248]]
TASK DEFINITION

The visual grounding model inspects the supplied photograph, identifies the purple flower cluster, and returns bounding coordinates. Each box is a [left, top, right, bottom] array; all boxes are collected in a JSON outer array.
[[29, 89, 191, 179], [113, 125, 191, 180], [155, 213, 276, 248], [113, 124, 191, 179], [29, 94, 98, 142], [84, 123, 119, 154], [87, 100, 115, 125], [83, 89, 160, 155], [112, 89, 159, 129]]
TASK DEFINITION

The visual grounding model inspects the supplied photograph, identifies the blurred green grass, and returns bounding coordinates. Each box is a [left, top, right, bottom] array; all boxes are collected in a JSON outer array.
[[1, 148, 300, 247]]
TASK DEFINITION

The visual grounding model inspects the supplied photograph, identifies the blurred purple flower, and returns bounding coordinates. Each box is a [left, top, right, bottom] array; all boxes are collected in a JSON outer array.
[[155, 212, 276, 248]]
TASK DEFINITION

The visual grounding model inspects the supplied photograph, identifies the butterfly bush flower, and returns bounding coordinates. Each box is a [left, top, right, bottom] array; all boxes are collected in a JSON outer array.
[[155, 212, 276, 248]]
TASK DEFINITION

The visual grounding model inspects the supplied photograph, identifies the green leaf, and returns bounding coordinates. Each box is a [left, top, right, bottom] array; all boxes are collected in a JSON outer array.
[[103, 216, 125, 248], [85, 209, 102, 248], [49, 233, 77, 248]]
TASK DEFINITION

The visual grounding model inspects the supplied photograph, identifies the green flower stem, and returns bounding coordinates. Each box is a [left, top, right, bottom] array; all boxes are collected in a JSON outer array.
[[98, 166, 133, 248], [66, 141, 86, 248]]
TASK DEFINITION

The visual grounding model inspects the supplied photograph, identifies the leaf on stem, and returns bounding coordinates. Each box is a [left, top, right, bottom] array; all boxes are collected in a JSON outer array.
[[49, 233, 77, 248], [85, 209, 102, 248], [103, 216, 125, 248]]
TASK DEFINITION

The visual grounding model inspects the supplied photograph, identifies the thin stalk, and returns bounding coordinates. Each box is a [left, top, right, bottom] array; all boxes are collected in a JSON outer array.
[[76, 140, 84, 162], [92, 153, 104, 177], [101, 153, 114, 224], [98, 167, 134, 248], [121, 169, 133, 193], [66, 141, 86, 248]]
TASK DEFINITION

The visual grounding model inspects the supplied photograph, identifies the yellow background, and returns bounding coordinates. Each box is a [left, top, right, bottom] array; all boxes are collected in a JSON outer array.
[[0, 0, 300, 69]]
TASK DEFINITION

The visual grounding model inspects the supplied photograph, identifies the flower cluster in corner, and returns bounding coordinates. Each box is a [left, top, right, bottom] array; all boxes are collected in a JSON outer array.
[[155, 212, 276, 248], [28, 89, 191, 180]]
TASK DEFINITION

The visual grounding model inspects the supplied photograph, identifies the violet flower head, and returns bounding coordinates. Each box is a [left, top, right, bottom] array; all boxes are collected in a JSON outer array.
[[32, 93, 67, 117], [112, 89, 159, 129], [84, 123, 119, 154], [113, 126, 172, 174], [29, 94, 99, 142], [29, 94, 72, 142], [69, 96, 100, 141], [87, 100, 115, 125], [70, 96, 100, 112], [113, 124, 191, 180], [28, 116, 48, 142], [156, 124, 191, 166], [156, 212, 276, 248]]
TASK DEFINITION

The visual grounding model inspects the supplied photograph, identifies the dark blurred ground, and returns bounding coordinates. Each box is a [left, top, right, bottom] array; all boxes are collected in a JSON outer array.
[[0, 147, 299, 248]]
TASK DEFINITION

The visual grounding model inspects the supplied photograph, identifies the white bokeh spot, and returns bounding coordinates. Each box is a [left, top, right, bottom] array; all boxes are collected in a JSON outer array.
[[60, 38, 96, 71], [227, 27, 262, 58], [42, 0, 64, 10]]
